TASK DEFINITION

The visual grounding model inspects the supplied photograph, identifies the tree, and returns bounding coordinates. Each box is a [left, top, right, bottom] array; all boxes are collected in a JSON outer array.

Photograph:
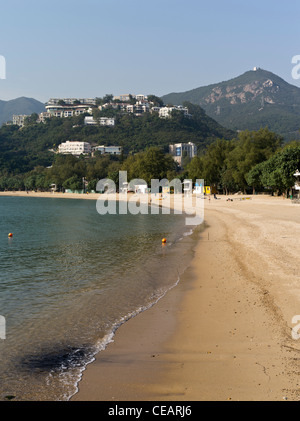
[[121, 147, 176, 185], [245, 161, 265, 194], [102, 94, 113, 104], [63, 175, 83, 191], [24, 113, 39, 126], [255, 146, 300, 195], [187, 156, 204, 182], [147, 95, 164, 107], [225, 128, 282, 192], [201, 138, 234, 188]]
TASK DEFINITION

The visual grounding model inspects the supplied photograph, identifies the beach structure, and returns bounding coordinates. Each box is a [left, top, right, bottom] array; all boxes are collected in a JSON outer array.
[[134, 184, 149, 194], [193, 182, 204, 195], [58, 141, 91, 156], [293, 169, 300, 198], [183, 180, 193, 195]]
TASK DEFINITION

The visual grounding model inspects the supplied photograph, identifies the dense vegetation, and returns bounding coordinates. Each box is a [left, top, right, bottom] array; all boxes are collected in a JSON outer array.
[[0, 101, 234, 175], [0, 98, 299, 195], [186, 129, 300, 195]]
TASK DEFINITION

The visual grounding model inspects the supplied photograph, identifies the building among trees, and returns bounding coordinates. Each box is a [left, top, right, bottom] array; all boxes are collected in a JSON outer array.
[[58, 141, 91, 156], [169, 142, 197, 167]]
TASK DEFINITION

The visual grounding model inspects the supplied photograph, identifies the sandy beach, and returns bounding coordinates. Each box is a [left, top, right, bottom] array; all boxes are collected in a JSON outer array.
[[70, 194, 300, 401], [2, 191, 300, 400]]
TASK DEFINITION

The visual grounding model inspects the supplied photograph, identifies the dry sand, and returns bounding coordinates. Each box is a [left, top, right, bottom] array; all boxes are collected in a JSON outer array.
[[2, 191, 300, 400]]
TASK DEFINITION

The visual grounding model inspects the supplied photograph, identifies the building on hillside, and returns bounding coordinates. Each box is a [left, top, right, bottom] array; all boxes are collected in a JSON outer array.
[[84, 116, 115, 126], [169, 142, 197, 167], [126, 103, 149, 115], [58, 141, 91, 156], [159, 105, 190, 118], [45, 98, 95, 117], [93, 145, 122, 155], [13, 115, 29, 127], [113, 94, 133, 102], [37, 112, 52, 123], [135, 94, 148, 101], [46, 98, 96, 106], [45, 103, 92, 118]]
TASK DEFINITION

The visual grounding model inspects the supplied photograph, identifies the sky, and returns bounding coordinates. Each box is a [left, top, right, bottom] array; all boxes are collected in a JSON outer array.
[[0, 0, 299, 103]]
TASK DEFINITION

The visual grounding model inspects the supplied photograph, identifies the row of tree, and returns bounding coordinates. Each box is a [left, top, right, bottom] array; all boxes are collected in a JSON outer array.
[[0, 126, 299, 195], [0, 147, 178, 192], [186, 128, 300, 195]]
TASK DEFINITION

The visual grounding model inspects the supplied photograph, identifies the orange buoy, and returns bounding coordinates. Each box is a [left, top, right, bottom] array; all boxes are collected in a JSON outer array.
[[162, 238, 167, 244], [8, 233, 13, 238]]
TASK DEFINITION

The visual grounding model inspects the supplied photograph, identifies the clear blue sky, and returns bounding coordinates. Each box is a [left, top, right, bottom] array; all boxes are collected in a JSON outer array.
[[0, 0, 299, 103]]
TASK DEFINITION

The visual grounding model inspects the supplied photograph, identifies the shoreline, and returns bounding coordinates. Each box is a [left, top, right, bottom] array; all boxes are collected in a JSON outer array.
[[3, 191, 300, 400], [71, 195, 300, 401]]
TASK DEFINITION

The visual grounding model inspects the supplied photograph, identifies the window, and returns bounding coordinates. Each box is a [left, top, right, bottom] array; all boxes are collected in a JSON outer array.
[[176, 147, 181, 156]]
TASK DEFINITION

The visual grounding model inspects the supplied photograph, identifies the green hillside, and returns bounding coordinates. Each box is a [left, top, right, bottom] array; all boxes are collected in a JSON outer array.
[[0, 103, 235, 175]]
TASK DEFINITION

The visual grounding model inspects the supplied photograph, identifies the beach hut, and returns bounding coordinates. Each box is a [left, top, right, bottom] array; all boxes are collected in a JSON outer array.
[[193, 182, 203, 195], [183, 180, 193, 195]]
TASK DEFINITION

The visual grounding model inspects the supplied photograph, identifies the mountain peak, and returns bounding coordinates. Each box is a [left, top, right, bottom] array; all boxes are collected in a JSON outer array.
[[161, 69, 300, 140], [0, 97, 45, 125]]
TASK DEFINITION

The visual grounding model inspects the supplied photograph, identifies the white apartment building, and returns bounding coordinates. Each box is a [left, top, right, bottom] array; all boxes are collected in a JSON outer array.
[[135, 94, 148, 101], [58, 141, 91, 156], [38, 112, 52, 123], [169, 142, 197, 166], [45, 103, 92, 117], [13, 115, 29, 127], [159, 106, 190, 118], [113, 94, 133, 102], [46, 98, 96, 106], [84, 116, 115, 126]]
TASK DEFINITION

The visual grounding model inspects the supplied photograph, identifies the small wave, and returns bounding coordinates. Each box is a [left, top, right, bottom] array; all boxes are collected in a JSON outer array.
[[66, 274, 181, 401], [183, 229, 194, 237]]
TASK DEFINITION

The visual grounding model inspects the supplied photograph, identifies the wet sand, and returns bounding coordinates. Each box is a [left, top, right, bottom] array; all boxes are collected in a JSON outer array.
[[70, 194, 300, 401]]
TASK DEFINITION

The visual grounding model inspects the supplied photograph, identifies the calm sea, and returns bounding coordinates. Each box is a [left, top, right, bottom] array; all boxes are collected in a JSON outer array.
[[0, 196, 199, 401]]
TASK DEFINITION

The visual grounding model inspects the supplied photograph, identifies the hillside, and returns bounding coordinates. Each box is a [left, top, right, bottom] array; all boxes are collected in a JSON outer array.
[[162, 68, 300, 140], [0, 97, 46, 125], [0, 103, 235, 175]]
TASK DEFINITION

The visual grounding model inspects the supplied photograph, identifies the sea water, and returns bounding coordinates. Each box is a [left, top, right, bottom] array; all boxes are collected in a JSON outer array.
[[0, 196, 199, 401]]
